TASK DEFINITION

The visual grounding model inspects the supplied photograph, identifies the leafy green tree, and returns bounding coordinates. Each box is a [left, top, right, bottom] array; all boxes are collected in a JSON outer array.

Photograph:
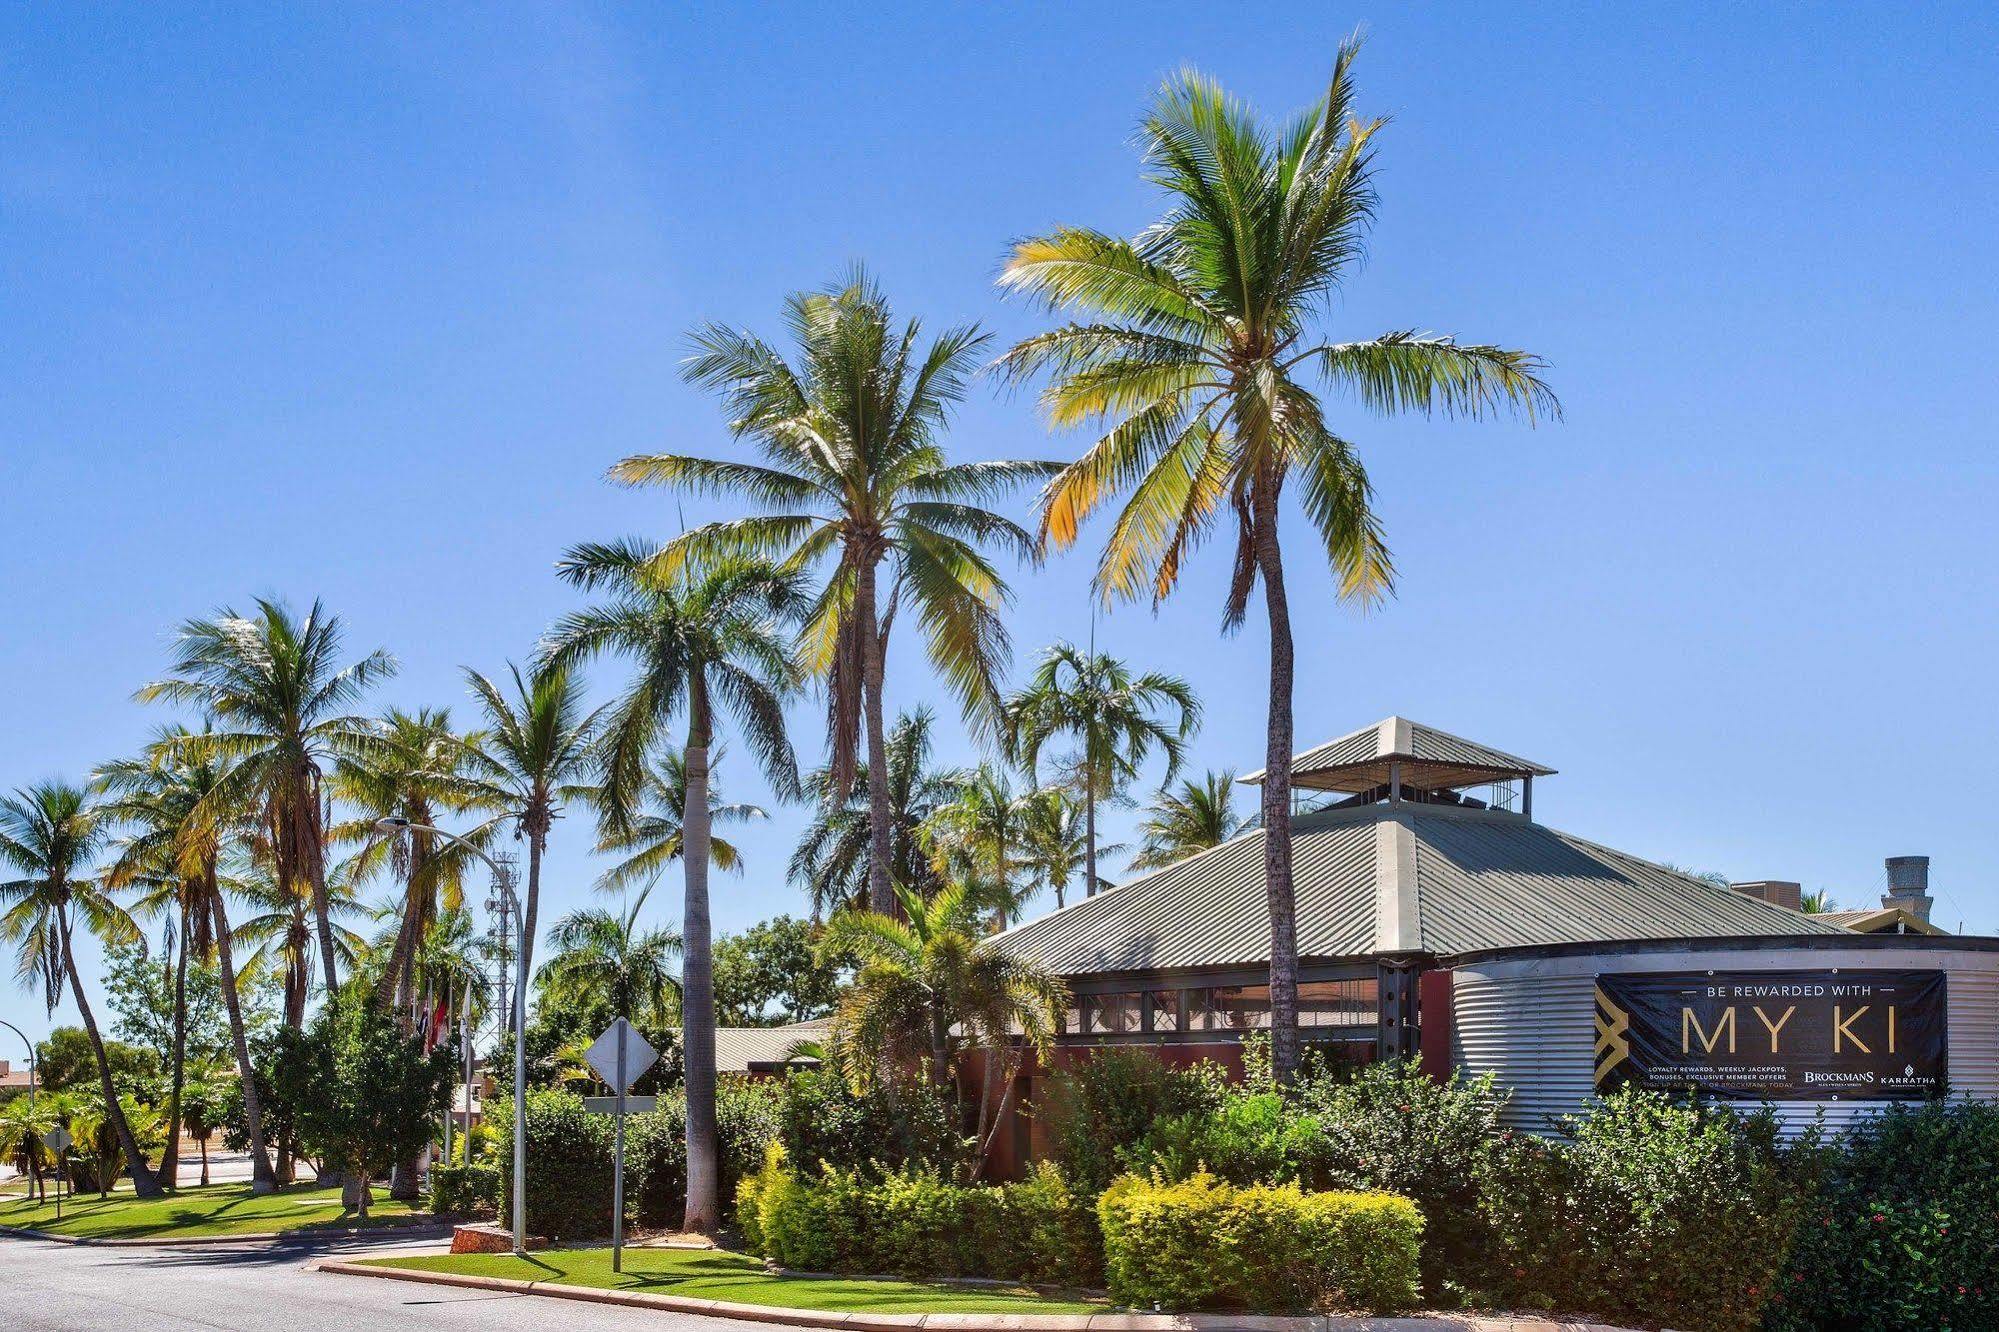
[[1130, 770, 1248, 872], [99, 940, 232, 1078], [218, 1028, 310, 1183], [997, 47, 1555, 1075], [592, 747, 765, 905], [138, 599, 396, 1003], [791, 708, 964, 918], [0, 1093, 60, 1199], [0, 782, 163, 1196], [289, 984, 453, 1216], [1006, 643, 1198, 898], [616, 268, 1055, 914], [713, 915, 839, 1026], [546, 547, 804, 1234], [33, 1026, 158, 1094]]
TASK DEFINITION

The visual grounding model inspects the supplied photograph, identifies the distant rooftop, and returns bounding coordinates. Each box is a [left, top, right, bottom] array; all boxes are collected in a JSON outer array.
[[1242, 716, 1556, 795]]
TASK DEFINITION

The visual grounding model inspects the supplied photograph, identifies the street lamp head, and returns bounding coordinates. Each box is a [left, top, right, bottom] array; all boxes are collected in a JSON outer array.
[[375, 816, 412, 833]]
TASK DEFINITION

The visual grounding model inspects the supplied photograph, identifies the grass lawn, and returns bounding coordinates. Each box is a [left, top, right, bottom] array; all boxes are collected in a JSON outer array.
[[0, 1180, 430, 1239], [362, 1248, 1107, 1315]]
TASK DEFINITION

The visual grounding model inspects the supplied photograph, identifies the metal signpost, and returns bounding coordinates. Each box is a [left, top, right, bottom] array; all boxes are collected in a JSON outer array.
[[42, 1127, 70, 1221], [584, 1017, 660, 1272]]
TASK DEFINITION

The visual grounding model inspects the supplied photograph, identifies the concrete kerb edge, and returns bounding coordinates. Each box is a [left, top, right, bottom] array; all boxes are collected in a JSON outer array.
[[310, 1260, 1646, 1332]]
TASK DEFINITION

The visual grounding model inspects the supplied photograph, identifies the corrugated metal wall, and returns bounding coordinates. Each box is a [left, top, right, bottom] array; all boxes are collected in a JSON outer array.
[[1451, 943, 1999, 1136]]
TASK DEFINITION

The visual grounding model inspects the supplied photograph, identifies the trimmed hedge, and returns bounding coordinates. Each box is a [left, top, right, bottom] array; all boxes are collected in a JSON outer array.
[[1097, 1170, 1421, 1314], [429, 1160, 501, 1218], [737, 1147, 1100, 1286]]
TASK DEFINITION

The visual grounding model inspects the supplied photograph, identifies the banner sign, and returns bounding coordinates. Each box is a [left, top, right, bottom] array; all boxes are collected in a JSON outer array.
[[1594, 969, 1947, 1101]]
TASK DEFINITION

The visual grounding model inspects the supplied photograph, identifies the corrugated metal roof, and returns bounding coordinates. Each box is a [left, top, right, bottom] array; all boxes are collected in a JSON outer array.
[[996, 803, 1843, 977], [1817, 907, 1946, 936], [1242, 717, 1556, 788], [689, 1021, 830, 1072]]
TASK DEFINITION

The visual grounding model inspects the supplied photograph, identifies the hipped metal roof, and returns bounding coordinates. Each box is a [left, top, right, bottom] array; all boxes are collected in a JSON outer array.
[[996, 801, 1844, 977], [1241, 716, 1557, 794]]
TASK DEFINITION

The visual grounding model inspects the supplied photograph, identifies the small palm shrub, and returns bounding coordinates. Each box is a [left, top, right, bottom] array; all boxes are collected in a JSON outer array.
[[1096, 1170, 1421, 1313]]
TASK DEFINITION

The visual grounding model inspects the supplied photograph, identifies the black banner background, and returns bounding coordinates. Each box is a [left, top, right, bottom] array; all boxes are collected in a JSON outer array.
[[1594, 969, 1947, 1101]]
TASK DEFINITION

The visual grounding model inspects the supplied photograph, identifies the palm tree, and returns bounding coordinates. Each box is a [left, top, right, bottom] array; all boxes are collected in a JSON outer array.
[[1129, 770, 1248, 872], [997, 46, 1556, 1075], [791, 708, 965, 919], [922, 763, 1035, 929], [137, 598, 396, 1005], [98, 733, 280, 1191], [545, 546, 803, 1235], [536, 904, 683, 1032], [179, 1078, 220, 1187], [817, 881, 1065, 1175], [1016, 786, 1088, 911], [592, 747, 766, 908], [233, 855, 367, 1032], [0, 1094, 59, 1200], [452, 661, 603, 1056], [1006, 643, 1198, 899], [0, 782, 163, 1197], [614, 268, 1055, 914], [1800, 888, 1841, 914], [332, 706, 490, 1014]]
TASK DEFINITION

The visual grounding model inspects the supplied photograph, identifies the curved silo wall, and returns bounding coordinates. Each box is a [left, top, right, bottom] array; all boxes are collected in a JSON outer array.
[[1449, 936, 1999, 1136]]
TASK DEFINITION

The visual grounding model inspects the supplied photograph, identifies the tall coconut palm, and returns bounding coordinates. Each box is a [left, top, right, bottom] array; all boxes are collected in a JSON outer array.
[[997, 45, 1556, 1074], [818, 881, 1065, 1174], [536, 904, 683, 1031], [790, 708, 965, 919], [233, 855, 367, 1031], [331, 706, 490, 1014], [1016, 786, 1089, 911], [592, 747, 766, 908], [922, 763, 1035, 929], [137, 598, 396, 1005], [614, 268, 1055, 914], [0, 782, 162, 1197], [545, 545, 803, 1235], [451, 661, 603, 1047], [1129, 770, 1248, 872], [97, 730, 279, 1191], [1005, 643, 1198, 899]]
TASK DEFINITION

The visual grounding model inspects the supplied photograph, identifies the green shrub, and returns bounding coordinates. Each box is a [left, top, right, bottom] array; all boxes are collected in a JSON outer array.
[[1290, 1060, 1506, 1297], [1766, 1099, 1999, 1332], [1138, 1089, 1327, 1186], [1472, 1090, 1811, 1332], [1043, 1049, 1225, 1189], [1097, 1170, 1420, 1313], [429, 1161, 500, 1217], [493, 1087, 615, 1240], [772, 1067, 960, 1176], [739, 1150, 1100, 1286]]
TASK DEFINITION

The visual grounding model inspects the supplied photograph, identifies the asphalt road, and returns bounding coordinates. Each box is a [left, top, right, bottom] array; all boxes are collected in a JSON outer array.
[[0, 1233, 766, 1331]]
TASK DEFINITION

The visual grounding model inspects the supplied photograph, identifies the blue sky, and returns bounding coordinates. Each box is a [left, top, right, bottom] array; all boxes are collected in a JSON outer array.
[[4, 4, 1997, 1048]]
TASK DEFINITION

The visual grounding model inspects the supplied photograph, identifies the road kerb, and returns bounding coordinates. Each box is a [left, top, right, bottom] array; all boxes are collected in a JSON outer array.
[[312, 1260, 1646, 1332]]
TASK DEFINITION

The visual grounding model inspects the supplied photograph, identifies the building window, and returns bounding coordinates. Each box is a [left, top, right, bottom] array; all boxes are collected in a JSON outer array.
[[1085, 992, 1141, 1034], [1298, 978, 1377, 1028], [1194, 984, 1270, 1030], [1145, 988, 1182, 1034]]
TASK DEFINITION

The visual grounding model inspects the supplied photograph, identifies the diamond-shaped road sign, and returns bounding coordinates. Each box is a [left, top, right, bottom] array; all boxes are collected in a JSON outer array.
[[42, 1126, 71, 1153], [585, 1018, 659, 1093]]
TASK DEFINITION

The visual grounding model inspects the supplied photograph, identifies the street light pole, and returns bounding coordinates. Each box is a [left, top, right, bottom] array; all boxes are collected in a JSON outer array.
[[372, 816, 530, 1257], [0, 1019, 35, 1197]]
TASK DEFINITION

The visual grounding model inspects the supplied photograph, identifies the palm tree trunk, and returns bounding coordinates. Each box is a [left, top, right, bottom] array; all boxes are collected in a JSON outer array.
[[857, 562, 896, 916], [1252, 483, 1301, 1083], [208, 877, 276, 1192], [161, 897, 190, 1189], [681, 685, 721, 1233], [298, 768, 340, 1005], [58, 904, 163, 1198], [1083, 775, 1099, 899]]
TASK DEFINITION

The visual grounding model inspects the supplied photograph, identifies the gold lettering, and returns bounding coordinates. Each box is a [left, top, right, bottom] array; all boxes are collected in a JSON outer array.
[[1834, 1005, 1871, 1055], [1683, 1007, 1737, 1055], [1888, 1005, 1896, 1054], [1752, 1005, 1797, 1054]]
